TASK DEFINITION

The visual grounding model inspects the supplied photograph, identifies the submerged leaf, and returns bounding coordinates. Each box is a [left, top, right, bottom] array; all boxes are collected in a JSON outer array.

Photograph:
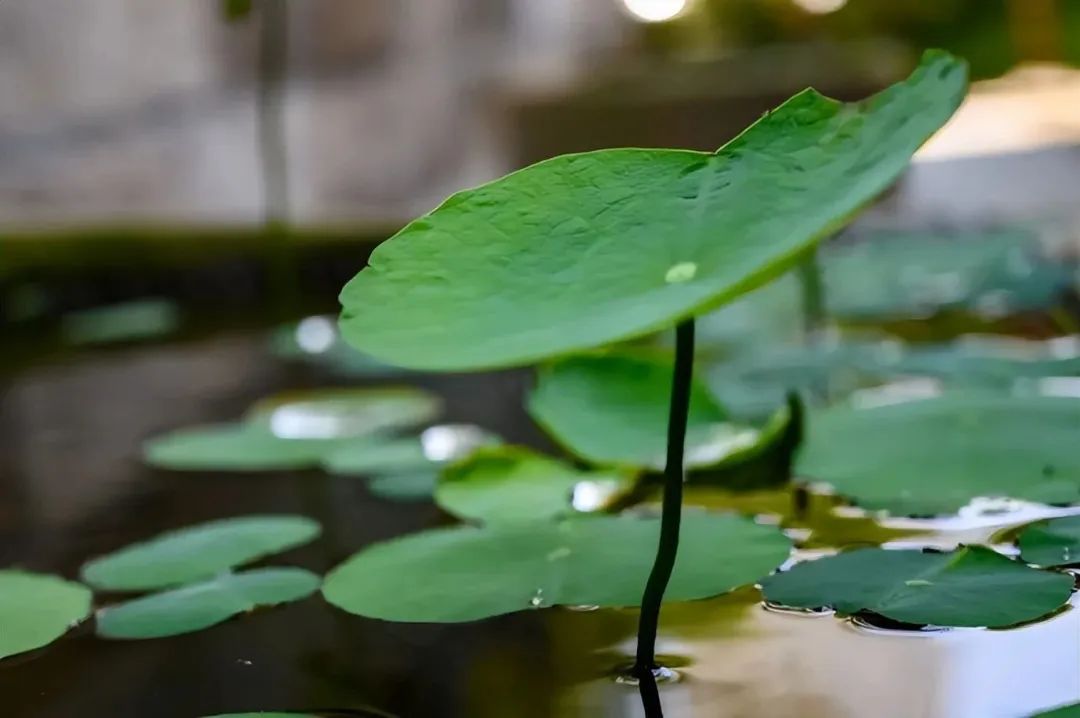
[[528, 352, 738, 469], [435, 446, 631, 523], [1019, 516, 1080, 567], [323, 513, 791, 622], [0, 571, 92, 659], [97, 568, 320, 639], [798, 394, 1080, 515], [339, 51, 966, 370], [762, 546, 1072, 628], [81, 516, 321, 591]]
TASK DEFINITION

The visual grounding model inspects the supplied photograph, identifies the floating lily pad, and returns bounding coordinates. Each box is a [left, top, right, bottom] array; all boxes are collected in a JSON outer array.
[[0, 571, 92, 659], [246, 387, 441, 440], [761, 546, 1072, 628], [61, 298, 180, 346], [339, 52, 965, 371], [529, 352, 748, 469], [97, 568, 320, 639], [270, 316, 408, 378], [369, 471, 439, 502], [872, 338, 1080, 387], [1019, 516, 1080, 567], [824, 230, 1072, 321], [798, 394, 1080, 515], [322, 425, 500, 477], [435, 447, 630, 523], [81, 516, 321, 591], [323, 513, 791, 622], [143, 423, 352, 472]]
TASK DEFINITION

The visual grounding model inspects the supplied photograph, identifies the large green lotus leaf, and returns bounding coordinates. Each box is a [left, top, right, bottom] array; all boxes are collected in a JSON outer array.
[[81, 516, 321, 591], [761, 546, 1072, 627], [798, 394, 1080, 515], [0, 571, 92, 659], [323, 513, 791, 622], [1034, 703, 1080, 718], [824, 230, 1072, 321], [339, 51, 966, 371], [246, 387, 441, 440], [96, 568, 320, 639], [143, 423, 354, 472], [1019, 516, 1080, 567], [528, 352, 751, 469], [434, 446, 631, 523]]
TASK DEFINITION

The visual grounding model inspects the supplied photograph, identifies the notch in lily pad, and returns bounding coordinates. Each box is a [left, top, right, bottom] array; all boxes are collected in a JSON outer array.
[[0, 570, 92, 659], [761, 546, 1073, 628], [81, 515, 321, 592], [336, 50, 967, 681]]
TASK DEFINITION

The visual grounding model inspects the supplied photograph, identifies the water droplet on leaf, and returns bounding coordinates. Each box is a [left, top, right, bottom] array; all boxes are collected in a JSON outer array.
[[664, 262, 697, 284]]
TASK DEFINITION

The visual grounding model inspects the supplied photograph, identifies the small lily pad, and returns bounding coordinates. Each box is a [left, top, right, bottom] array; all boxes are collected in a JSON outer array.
[[339, 51, 965, 370], [246, 387, 441, 440], [369, 471, 439, 502], [1019, 516, 1080, 567], [322, 425, 500, 477], [323, 513, 791, 622], [81, 516, 321, 591], [144, 423, 352, 472], [270, 315, 408, 378], [61, 298, 180, 346], [435, 447, 631, 523], [0, 571, 92, 659], [97, 568, 320, 639], [798, 394, 1080, 515], [529, 352, 760, 470], [761, 546, 1072, 628]]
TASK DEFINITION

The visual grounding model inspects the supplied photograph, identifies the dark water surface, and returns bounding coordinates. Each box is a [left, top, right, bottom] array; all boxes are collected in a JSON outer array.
[[2, 334, 1079, 718]]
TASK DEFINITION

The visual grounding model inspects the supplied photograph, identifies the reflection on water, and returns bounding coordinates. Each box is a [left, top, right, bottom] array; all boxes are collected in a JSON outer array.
[[553, 591, 1080, 718]]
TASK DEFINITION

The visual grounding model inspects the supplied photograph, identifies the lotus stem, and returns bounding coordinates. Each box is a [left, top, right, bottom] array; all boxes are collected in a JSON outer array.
[[633, 318, 695, 710]]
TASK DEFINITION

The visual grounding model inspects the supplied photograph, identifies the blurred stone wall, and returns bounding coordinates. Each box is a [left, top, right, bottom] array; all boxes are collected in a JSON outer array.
[[0, 0, 624, 227]]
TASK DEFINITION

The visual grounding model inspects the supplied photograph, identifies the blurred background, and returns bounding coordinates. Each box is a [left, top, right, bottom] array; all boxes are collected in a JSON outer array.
[[4, 2, 1080, 717]]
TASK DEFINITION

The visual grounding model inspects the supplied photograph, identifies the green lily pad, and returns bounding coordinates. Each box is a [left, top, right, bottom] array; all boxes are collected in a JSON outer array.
[[824, 230, 1072, 321], [529, 352, 751, 469], [143, 423, 353, 472], [81, 516, 321, 591], [61, 298, 180, 346], [322, 425, 501, 477], [1019, 516, 1080, 567], [0, 571, 92, 659], [369, 471, 439, 502], [762, 546, 1073, 627], [339, 51, 965, 371], [323, 513, 791, 622], [1034, 703, 1080, 718], [246, 387, 441, 440], [798, 394, 1080, 515], [270, 316, 409, 378], [97, 568, 320, 639], [435, 447, 630, 523], [871, 339, 1080, 387]]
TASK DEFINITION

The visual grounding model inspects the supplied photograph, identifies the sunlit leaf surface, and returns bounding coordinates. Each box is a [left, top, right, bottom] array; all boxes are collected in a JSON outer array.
[[323, 514, 791, 622], [762, 546, 1072, 627], [0, 571, 92, 659], [339, 51, 965, 370], [97, 568, 320, 639], [81, 516, 321, 591]]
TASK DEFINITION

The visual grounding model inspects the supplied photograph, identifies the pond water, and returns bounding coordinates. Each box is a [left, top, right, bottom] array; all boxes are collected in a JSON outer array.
[[1, 333, 1078, 718]]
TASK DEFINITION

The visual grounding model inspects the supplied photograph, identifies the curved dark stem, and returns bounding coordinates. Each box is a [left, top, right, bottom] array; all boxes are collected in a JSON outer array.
[[637, 668, 663, 717], [633, 318, 695, 715]]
